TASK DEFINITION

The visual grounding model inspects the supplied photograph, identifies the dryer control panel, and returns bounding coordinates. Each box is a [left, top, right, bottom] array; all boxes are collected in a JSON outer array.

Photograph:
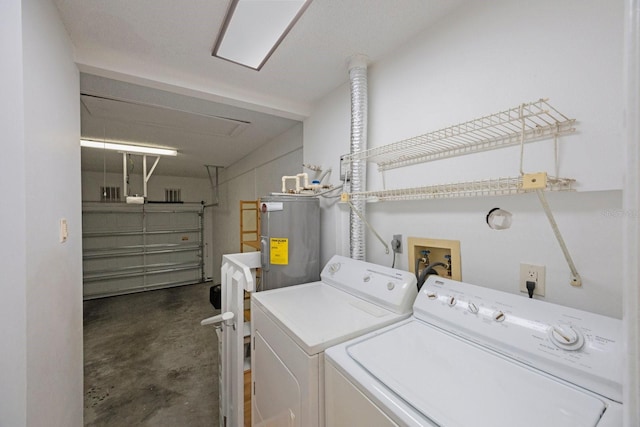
[[321, 255, 418, 315], [416, 276, 622, 404]]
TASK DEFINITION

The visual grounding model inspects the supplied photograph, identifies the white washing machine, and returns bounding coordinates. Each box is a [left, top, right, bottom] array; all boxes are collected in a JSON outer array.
[[325, 276, 623, 427], [250, 255, 418, 427]]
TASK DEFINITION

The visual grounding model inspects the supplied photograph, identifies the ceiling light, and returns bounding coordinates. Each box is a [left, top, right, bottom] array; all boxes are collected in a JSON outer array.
[[213, 0, 313, 70], [80, 140, 178, 156]]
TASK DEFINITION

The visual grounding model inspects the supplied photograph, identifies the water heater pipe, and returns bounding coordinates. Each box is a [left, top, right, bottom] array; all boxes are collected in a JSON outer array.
[[281, 173, 312, 193], [348, 54, 369, 260]]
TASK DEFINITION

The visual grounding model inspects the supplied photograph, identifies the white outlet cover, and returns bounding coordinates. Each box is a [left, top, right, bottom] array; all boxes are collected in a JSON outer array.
[[59, 218, 68, 243], [519, 263, 545, 297]]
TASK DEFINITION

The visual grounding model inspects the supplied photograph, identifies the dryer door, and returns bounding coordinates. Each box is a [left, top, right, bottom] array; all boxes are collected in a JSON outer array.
[[252, 330, 299, 427]]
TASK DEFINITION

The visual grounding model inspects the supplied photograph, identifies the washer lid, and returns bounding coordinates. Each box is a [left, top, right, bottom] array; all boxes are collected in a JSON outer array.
[[251, 282, 408, 355], [347, 321, 607, 427]]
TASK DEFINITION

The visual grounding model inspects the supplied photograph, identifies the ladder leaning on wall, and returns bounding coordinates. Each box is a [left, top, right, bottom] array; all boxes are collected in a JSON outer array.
[[239, 200, 260, 253]]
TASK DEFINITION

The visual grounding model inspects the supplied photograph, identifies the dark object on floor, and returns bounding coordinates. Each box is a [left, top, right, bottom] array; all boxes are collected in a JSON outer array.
[[210, 284, 222, 309]]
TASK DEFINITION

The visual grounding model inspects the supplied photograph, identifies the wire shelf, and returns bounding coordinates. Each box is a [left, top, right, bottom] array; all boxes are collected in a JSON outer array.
[[342, 99, 575, 172], [348, 176, 575, 202]]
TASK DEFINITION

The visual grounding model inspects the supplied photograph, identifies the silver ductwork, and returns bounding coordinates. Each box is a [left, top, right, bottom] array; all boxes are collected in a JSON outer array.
[[348, 55, 368, 260]]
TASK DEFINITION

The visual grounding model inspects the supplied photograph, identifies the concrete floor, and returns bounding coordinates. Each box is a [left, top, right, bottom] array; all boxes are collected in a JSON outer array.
[[83, 284, 219, 426]]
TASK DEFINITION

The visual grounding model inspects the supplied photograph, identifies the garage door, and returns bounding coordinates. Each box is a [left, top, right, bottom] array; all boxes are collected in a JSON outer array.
[[82, 203, 204, 299]]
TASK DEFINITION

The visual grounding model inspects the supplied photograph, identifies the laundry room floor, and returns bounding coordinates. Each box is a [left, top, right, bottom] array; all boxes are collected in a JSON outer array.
[[83, 284, 219, 426]]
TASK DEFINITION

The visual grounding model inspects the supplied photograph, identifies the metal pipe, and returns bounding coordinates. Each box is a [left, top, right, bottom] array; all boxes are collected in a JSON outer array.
[[122, 153, 128, 197], [206, 165, 222, 206], [143, 154, 147, 198], [199, 209, 205, 283], [348, 54, 369, 260]]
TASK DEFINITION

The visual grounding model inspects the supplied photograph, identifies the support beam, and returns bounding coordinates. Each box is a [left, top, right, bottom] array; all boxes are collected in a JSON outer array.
[[143, 155, 161, 198], [122, 153, 128, 198]]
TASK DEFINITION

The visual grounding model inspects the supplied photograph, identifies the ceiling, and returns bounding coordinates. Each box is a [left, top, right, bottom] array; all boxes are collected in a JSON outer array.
[[54, 0, 466, 179]]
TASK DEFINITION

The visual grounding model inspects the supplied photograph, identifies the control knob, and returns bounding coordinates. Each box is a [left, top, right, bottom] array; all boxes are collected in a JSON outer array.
[[447, 296, 457, 307], [548, 324, 584, 351], [426, 291, 438, 300], [492, 310, 506, 322], [467, 302, 479, 314]]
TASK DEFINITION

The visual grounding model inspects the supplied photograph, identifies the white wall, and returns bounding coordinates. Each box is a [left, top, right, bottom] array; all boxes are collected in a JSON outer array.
[[0, 1, 27, 425], [368, 0, 622, 193], [304, 0, 623, 318], [210, 124, 303, 283], [0, 0, 84, 426]]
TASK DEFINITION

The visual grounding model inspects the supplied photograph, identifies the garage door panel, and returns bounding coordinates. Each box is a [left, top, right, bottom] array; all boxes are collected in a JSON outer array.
[[82, 203, 204, 299]]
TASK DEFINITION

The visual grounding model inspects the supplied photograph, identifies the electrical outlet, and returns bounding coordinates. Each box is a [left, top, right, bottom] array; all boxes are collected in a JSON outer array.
[[392, 234, 402, 254], [520, 263, 545, 297], [339, 154, 350, 182]]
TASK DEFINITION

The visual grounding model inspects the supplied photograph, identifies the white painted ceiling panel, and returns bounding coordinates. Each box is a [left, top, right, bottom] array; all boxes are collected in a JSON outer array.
[[81, 95, 249, 138], [55, 0, 467, 178]]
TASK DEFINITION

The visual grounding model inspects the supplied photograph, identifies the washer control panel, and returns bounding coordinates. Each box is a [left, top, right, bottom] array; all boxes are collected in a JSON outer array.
[[416, 276, 622, 403], [321, 255, 417, 315]]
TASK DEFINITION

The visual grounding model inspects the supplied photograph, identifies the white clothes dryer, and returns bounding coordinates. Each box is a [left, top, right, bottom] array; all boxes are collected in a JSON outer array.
[[325, 276, 623, 427], [250, 255, 417, 427]]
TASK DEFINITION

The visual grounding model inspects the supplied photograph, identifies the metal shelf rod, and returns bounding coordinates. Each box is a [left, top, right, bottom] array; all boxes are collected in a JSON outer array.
[[348, 176, 575, 202], [342, 99, 575, 172]]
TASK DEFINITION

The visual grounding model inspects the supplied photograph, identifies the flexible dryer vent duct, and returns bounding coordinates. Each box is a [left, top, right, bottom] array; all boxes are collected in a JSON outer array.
[[348, 55, 368, 260]]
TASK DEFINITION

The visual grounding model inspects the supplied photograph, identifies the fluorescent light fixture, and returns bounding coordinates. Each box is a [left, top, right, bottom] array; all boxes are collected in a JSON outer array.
[[213, 0, 313, 70], [80, 140, 178, 156]]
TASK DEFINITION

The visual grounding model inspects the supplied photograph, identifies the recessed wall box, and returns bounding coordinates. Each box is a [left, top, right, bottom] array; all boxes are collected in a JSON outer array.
[[408, 237, 461, 281]]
